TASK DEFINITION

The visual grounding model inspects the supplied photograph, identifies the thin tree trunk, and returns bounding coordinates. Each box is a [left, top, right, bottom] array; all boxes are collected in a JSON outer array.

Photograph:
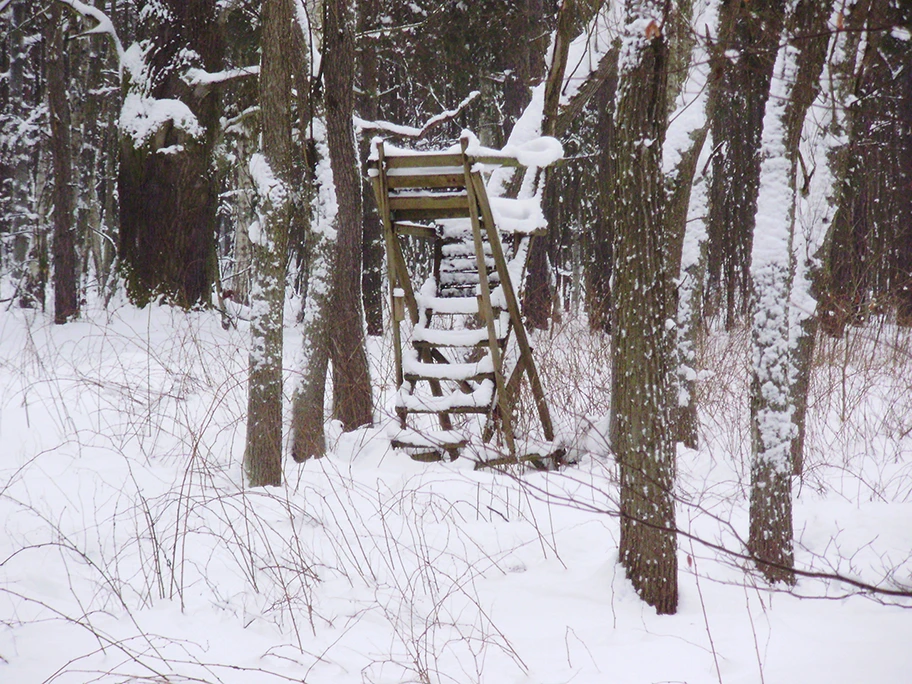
[[291, 137, 334, 461], [46, 4, 78, 323], [324, 0, 373, 431], [523, 0, 600, 330], [586, 72, 618, 334], [611, 0, 678, 615], [357, 0, 384, 337], [784, 0, 837, 475], [245, 0, 296, 487]]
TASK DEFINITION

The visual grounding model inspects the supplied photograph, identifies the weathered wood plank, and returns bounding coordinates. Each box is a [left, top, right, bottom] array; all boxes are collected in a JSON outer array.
[[393, 222, 437, 239], [388, 195, 469, 212], [387, 173, 466, 189], [384, 153, 465, 168]]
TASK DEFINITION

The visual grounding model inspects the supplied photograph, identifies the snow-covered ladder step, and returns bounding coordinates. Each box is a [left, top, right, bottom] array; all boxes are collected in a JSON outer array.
[[395, 380, 494, 414], [411, 321, 507, 348]]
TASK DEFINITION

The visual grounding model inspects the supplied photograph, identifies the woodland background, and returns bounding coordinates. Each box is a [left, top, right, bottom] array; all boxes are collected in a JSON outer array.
[[1, 1, 911, 682]]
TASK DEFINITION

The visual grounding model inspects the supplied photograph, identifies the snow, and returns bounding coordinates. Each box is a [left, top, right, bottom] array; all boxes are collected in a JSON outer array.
[[58, 0, 126, 69], [183, 65, 259, 86], [119, 92, 204, 146], [1, 304, 911, 683]]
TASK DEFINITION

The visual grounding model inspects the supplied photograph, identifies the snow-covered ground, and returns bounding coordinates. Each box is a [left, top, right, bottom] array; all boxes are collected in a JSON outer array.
[[2, 302, 910, 683]]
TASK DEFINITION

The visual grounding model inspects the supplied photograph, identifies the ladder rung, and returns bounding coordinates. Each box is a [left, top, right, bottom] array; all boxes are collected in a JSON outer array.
[[412, 325, 506, 347], [417, 295, 482, 314], [388, 194, 468, 211], [439, 271, 500, 287], [396, 382, 494, 413], [384, 153, 465, 168], [393, 221, 436, 239], [387, 173, 466, 189], [440, 257, 496, 271], [405, 371, 494, 384], [389, 427, 468, 450]]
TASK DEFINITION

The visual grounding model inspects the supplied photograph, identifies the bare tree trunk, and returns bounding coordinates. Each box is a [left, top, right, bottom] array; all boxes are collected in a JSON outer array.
[[524, 0, 601, 330], [357, 0, 384, 337], [819, 0, 912, 330], [783, 0, 836, 475], [324, 0, 373, 431], [46, 4, 78, 323], [586, 72, 618, 333], [611, 0, 678, 615], [244, 0, 296, 487]]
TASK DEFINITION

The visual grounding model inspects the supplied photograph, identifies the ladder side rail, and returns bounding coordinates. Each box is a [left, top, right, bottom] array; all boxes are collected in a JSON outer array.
[[460, 137, 516, 456], [468, 171, 556, 442]]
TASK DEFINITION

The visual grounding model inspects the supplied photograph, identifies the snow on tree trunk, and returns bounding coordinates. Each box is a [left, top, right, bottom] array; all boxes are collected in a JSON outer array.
[[610, 0, 678, 616], [781, 0, 838, 476], [705, 0, 786, 328], [748, 16, 799, 585], [663, 0, 711, 449], [291, 121, 334, 462], [117, 0, 224, 309], [245, 0, 297, 487]]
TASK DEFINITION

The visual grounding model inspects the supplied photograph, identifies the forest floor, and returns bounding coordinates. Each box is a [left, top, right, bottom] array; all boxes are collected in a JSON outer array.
[[1, 299, 911, 683]]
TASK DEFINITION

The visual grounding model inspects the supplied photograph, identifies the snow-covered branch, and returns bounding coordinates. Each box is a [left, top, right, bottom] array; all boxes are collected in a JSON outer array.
[[354, 90, 480, 139], [183, 65, 260, 87], [56, 0, 125, 71]]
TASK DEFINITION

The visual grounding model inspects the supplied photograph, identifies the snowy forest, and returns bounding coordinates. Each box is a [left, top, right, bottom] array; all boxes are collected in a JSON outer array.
[[1, 0, 911, 682]]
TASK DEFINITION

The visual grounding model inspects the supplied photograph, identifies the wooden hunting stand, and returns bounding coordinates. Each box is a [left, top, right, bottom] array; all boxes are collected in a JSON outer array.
[[368, 134, 564, 467]]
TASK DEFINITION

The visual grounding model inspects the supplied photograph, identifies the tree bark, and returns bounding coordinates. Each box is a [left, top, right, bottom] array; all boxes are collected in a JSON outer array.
[[705, 0, 787, 327], [118, 0, 224, 308], [244, 0, 296, 487], [587, 69, 618, 334], [747, 0, 811, 585], [357, 0, 385, 337], [324, 0, 373, 431], [523, 0, 601, 330], [46, 4, 79, 323], [783, 0, 836, 476], [611, 0, 678, 615]]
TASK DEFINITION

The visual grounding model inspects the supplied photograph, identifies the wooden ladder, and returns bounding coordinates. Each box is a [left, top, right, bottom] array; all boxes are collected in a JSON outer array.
[[369, 135, 561, 467]]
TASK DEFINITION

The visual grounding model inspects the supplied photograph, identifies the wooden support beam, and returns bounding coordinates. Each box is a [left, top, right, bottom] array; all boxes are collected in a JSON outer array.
[[469, 172, 555, 441]]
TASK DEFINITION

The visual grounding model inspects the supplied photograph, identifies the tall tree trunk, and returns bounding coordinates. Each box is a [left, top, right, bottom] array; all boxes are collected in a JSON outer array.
[[46, 4, 78, 323], [324, 0, 373, 431], [244, 0, 296, 487], [748, 0, 798, 585], [705, 0, 787, 327], [291, 130, 334, 462], [783, 0, 837, 475], [611, 0, 678, 615], [586, 72, 618, 333], [819, 0, 912, 331], [2, 1, 44, 308], [357, 0, 385, 337], [523, 0, 600, 330]]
